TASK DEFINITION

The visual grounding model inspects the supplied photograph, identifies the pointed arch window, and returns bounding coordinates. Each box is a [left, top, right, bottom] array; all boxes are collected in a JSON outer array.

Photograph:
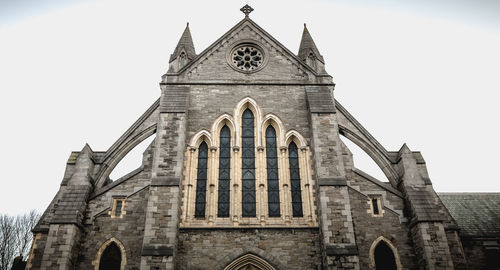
[[265, 126, 280, 217], [241, 109, 256, 217], [288, 142, 303, 217], [218, 125, 231, 217], [195, 141, 208, 217]]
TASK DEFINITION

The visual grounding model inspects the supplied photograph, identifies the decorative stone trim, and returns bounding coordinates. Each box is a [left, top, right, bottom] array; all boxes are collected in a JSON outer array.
[[226, 40, 269, 73], [181, 97, 317, 228], [224, 253, 276, 270]]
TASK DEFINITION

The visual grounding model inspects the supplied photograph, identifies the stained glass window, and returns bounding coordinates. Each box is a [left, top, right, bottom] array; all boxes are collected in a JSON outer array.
[[288, 142, 303, 217], [218, 125, 231, 217], [241, 109, 256, 217], [195, 141, 208, 217], [265, 126, 280, 217]]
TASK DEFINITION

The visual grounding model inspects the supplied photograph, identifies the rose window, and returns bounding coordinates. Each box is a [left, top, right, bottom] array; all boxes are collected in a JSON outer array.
[[231, 45, 263, 71]]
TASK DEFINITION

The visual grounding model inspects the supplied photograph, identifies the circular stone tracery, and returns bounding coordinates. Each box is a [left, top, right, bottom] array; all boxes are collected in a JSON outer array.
[[231, 45, 263, 71]]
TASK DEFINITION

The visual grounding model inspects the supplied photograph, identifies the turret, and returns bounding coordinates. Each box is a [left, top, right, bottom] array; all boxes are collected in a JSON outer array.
[[168, 23, 196, 72], [298, 24, 326, 73]]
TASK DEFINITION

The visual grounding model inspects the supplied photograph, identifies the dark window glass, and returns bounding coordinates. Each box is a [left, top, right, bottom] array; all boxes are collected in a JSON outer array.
[[288, 142, 303, 217], [99, 242, 122, 270], [265, 126, 280, 217], [372, 198, 380, 215], [115, 200, 122, 217], [218, 125, 231, 217], [195, 142, 208, 217], [241, 109, 256, 217]]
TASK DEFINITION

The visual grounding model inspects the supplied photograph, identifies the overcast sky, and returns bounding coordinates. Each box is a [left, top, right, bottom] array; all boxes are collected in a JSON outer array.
[[1, 0, 499, 216]]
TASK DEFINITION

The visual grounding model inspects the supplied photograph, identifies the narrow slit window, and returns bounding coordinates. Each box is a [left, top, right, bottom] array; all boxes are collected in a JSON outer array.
[[372, 198, 380, 215], [195, 142, 208, 217], [115, 200, 123, 217], [241, 109, 256, 217], [288, 142, 303, 217], [217, 125, 231, 217], [370, 197, 383, 217], [265, 126, 280, 217]]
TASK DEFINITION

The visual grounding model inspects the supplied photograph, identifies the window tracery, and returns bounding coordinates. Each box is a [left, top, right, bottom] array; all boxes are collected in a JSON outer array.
[[182, 98, 316, 227]]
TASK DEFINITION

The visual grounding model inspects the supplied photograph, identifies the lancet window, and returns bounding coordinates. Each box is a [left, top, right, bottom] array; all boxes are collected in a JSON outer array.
[[182, 98, 316, 227], [194, 141, 208, 217], [265, 126, 280, 217], [288, 142, 303, 217], [218, 125, 231, 217], [241, 109, 256, 217]]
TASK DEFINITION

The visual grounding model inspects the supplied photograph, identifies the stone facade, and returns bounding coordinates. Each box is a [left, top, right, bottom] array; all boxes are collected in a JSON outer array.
[[27, 5, 499, 270]]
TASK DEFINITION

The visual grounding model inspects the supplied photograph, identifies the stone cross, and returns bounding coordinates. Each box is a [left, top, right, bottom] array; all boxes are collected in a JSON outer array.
[[240, 4, 254, 17]]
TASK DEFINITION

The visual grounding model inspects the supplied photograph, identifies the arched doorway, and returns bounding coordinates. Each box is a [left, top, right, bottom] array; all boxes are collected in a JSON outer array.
[[374, 241, 397, 270], [224, 254, 276, 270], [369, 236, 402, 270], [92, 237, 127, 270], [99, 242, 121, 270]]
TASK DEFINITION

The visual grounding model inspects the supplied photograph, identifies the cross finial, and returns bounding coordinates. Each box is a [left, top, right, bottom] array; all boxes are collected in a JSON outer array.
[[240, 4, 254, 17]]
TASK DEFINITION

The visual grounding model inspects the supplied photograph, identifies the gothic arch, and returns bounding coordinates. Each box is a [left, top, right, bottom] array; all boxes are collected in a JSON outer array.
[[189, 129, 214, 148], [211, 113, 236, 147], [369, 236, 402, 270], [92, 237, 127, 270], [234, 97, 263, 147], [285, 130, 307, 148], [261, 114, 285, 147], [223, 253, 277, 270]]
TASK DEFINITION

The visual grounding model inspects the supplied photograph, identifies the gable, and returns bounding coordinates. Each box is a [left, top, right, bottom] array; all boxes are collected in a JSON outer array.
[[170, 19, 327, 83]]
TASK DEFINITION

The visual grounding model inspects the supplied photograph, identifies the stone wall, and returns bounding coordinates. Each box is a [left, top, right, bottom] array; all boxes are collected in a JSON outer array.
[[176, 228, 321, 269], [77, 172, 150, 270], [187, 85, 311, 143]]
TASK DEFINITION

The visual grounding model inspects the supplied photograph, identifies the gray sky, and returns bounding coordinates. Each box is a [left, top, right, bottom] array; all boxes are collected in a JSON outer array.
[[1, 0, 499, 215]]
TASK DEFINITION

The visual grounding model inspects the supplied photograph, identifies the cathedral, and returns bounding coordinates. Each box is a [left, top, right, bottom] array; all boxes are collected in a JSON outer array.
[[26, 5, 499, 270]]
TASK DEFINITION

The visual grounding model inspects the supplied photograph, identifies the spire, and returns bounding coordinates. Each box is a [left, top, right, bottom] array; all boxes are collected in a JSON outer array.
[[169, 23, 196, 63], [298, 23, 324, 63]]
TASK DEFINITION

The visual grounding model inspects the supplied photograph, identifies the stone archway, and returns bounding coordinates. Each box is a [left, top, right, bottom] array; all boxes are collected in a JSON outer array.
[[369, 236, 402, 270], [224, 254, 276, 270]]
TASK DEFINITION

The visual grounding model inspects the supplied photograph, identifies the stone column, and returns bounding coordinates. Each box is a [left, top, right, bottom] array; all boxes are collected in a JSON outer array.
[[305, 86, 359, 270], [140, 86, 189, 270]]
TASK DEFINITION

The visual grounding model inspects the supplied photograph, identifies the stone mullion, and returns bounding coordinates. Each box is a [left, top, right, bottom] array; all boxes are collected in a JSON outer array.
[[301, 147, 315, 225], [183, 148, 195, 224], [257, 146, 266, 223], [208, 147, 217, 224], [232, 146, 240, 224], [279, 147, 290, 223]]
